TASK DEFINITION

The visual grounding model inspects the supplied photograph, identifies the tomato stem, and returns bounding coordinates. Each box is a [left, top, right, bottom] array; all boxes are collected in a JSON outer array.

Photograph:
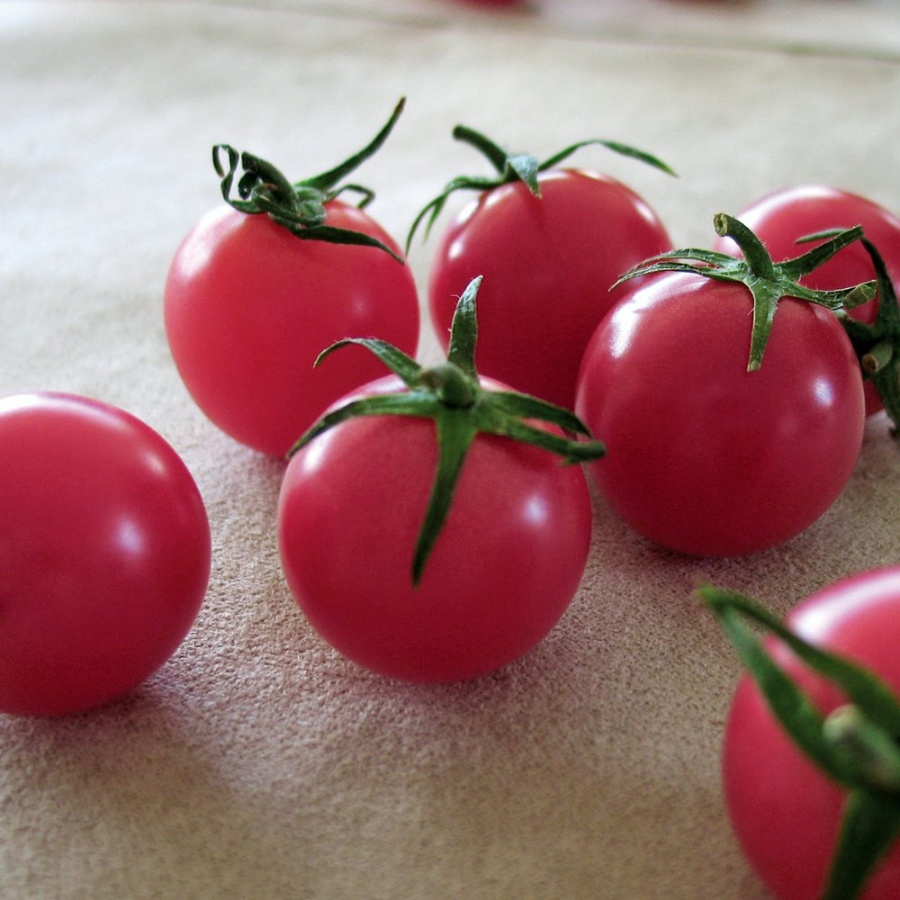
[[406, 127, 674, 252], [700, 583, 900, 900], [212, 98, 407, 261], [617, 215, 877, 371], [290, 275, 605, 584]]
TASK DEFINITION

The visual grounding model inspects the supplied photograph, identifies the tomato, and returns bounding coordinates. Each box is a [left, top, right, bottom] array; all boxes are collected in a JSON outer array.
[[277, 374, 593, 682], [575, 270, 865, 556], [427, 169, 671, 410], [164, 200, 419, 457], [0, 393, 211, 716], [720, 568, 900, 899], [713, 185, 900, 414]]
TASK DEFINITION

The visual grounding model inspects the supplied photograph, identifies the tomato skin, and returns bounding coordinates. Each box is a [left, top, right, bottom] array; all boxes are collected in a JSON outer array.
[[277, 376, 593, 682], [574, 272, 865, 556], [713, 186, 900, 414], [723, 567, 900, 900], [427, 169, 672, 410], [164, 200, 420, 457], [0, 393, 211, 716]]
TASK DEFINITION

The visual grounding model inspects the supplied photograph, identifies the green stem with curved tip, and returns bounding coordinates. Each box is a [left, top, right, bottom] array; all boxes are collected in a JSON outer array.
[[213, 98, 407, 261]]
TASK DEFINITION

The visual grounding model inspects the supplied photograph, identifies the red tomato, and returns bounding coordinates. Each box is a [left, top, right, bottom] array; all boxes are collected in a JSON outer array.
[[277, 375, 593, 682], [713, 186, 900, 414], [0, 393, 211, 716], [427, 169, 672, 410], [723, 567, 900, 899], [575, 272, 865, 556], [164, 200, 419, 457]]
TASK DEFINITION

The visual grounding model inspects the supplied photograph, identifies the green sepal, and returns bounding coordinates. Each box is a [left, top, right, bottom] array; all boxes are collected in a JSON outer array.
[[288, 275, 605, 584], [405, 125, 675, 252], [700, 584, 900, 900], [616, 214, 877, 371], [212, 98, 406, 262], [801, 230, 900, 433]]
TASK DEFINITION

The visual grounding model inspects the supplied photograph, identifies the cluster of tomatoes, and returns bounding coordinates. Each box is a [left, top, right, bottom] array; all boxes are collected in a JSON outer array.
[[3, 97, 900, 898]]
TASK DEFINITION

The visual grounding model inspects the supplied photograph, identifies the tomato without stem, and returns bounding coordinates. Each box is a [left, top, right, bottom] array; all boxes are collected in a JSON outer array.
[[164, 200, 419, 457], [575, 272, 865, 556], [0, 393, 211, 716], [277, 373, 594, 683], [713, 186, 900, 414], [428, 169, 671, 410], [722, 568, 900, 900]]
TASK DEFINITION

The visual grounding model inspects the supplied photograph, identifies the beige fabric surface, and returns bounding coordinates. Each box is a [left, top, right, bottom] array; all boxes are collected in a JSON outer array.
[[2, 1, 900, 898]]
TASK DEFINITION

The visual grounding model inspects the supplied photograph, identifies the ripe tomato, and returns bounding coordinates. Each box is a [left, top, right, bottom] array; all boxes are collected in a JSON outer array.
[[713, 185, 900, 414], [426, 168, 672, 411], [277, 375, 594, 683], [164, 200, 419, 457], [0, 393, 211, 716], [575, 271, 865, 556], [721, 568, 900, 900]]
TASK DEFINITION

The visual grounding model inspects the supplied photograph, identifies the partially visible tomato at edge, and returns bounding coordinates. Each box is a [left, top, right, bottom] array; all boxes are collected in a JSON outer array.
[[723, 567, 900, 900], [164, 200, 420, 457], [575, 271, 865, 557], [427, 168, 672, 411], [713, 185, 900, 415], [277, 374, 594, 683], [0, 392, 211, 717]]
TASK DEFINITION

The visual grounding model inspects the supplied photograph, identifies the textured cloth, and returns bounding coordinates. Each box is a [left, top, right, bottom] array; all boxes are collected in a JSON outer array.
[[2, 2, 900, 897]]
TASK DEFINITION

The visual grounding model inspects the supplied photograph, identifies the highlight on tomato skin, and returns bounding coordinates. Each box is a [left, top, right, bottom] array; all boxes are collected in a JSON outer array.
[[0, 392, 212, 717]]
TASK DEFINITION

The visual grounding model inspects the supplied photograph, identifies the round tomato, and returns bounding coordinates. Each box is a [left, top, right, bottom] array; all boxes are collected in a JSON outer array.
[[575, 271, 865, 556], [0, 393, 211, 716], [723, 567, 900, 899], [277, 373, 594, 683], [427, 168, 672, 410], [164, 199, 419, 457], [712, 186, 900, 414]]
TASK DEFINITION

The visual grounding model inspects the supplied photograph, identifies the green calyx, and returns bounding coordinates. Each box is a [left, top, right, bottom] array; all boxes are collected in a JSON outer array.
[[803, 231, 900, 433], [405, 124, 675, 252], [287, 275, 605, 585], [615, 213, 878, 372], [700, 584, 900, 900], [212, 98, 406, 262]]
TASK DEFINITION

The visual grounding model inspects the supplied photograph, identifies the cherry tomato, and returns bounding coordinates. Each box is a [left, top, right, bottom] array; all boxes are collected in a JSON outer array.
[[713, 185, 900, 414], [0, 393, 211, 716], [723, 567, 900, 899], [575, 272, 865, 556], [277, 374, 594, 683], [428, 169, 672, 410], [164, 200, 419, 457]]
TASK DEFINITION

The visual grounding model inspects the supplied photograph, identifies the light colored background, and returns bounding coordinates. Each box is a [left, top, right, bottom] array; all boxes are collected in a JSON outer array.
[[2, 1, 900, 897]]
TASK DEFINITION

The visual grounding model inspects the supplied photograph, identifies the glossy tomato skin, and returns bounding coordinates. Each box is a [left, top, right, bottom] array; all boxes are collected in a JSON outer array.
[[164, 200, 419, 457], [277, 376, 593, 682], [713, 186, 900, 414], [0, 393, 211, 716], [723, 567, 900, 900], [575, 273, 865, 556], [428, 169, 672, 410]]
